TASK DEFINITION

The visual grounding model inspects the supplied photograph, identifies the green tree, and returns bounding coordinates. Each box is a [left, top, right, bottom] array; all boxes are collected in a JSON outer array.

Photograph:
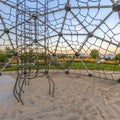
[[20, 52, 36, 63], [90, 49, 100, 59], [39, 52, 45, 59], [0, 53, 7, 62], [5, 47, 14, 58], [115, 53, 120, 63]]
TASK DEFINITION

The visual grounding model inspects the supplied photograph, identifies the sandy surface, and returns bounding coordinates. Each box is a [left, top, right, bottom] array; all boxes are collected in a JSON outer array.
[[0, 75, 15, 105], [0, 72, 120, 120]]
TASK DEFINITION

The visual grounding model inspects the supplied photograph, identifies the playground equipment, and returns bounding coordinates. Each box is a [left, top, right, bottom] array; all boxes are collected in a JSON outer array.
[[0, 0, 120, 104]]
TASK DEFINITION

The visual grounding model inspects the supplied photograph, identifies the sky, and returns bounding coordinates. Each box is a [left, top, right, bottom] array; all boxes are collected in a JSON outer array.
[[0, 0, 120, 54]]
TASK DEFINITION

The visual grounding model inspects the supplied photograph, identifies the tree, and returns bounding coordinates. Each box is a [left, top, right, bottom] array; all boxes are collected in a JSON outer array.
[[5, 47, 14, 58], [90, 49, 99, 59], [20, 52, 36, 63], [0, 53, 7, 62], [39, 52, 45, 59], [115, 53, 120, 63]]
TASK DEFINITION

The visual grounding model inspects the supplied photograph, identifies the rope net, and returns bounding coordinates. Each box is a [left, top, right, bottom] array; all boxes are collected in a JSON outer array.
[[0, 0, 120, 104]]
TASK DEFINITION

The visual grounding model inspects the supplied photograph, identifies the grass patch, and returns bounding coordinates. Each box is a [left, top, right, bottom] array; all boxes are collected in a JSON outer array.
[[0, 62, 120, 71]]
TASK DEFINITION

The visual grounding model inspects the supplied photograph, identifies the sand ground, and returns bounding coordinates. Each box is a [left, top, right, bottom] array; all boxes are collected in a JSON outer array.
[[0, 72, 120, 120]]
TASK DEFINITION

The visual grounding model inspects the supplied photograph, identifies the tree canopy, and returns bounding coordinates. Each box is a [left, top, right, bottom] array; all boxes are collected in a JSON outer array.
[[0, 53, 7, 62], [5, 47, 14, 58], [90, 49, 99, 59], [115, 53, 120, 60]]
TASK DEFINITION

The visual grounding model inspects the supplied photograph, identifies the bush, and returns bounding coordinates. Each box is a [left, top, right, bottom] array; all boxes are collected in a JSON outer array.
[[0, 53, 7, 62]]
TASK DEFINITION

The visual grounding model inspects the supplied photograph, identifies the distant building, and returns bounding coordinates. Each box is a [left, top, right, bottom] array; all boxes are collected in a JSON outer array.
[[80, 54, 90, 58], [100, 54, 116, 59]]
